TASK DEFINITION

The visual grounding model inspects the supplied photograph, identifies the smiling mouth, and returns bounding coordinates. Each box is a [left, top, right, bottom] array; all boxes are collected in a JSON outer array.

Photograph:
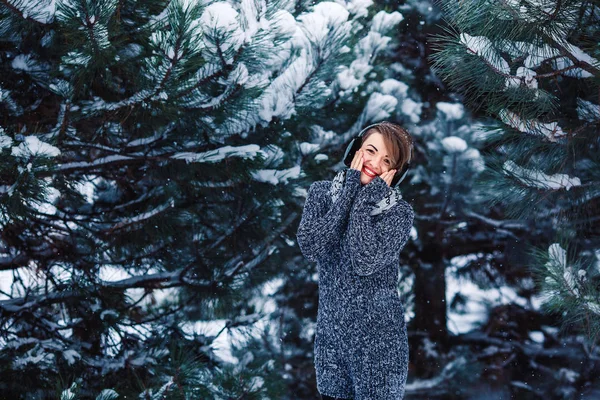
[[362, 167, 377, 177]]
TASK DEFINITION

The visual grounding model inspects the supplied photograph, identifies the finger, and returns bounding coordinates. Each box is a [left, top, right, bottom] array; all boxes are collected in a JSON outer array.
[[389, 170, 396, 184], [385, 170, 395, 186], [351, 149, 360, 169], [352, 149, 363, 171], [351, 149, 359, 170]]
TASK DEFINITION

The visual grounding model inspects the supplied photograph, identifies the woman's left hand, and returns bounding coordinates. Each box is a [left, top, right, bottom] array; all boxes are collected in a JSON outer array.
[[380, 169, 397, 187]]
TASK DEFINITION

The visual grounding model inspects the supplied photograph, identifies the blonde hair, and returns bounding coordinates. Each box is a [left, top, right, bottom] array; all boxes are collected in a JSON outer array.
[[361, 122, 413, 171]]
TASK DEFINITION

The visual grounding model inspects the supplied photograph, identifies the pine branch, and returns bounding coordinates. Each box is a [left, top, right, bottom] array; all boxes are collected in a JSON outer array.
[[544, 34, 600, 77], [1, 210, 298, 314], [0, 0, 47, 25], [54, 154, 136, 173], [0, 252, 29, 270], [104, 199, 174, 234], [463, 210, 528, 230], [450, 329, 600, 361], [0, 270, 188, 314]]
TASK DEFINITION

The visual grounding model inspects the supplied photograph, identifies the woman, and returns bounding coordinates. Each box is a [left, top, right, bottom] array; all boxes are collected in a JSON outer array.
[[296, 121, 415, 400]]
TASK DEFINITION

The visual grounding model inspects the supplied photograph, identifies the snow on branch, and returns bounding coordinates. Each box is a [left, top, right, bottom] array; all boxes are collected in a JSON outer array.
[[544, 32, 600, 79], [543, 243, 600, 316], [2, 0, 55, 24], [0, 126, 13, 149], [11, 136, 60, 158], [80, 90, 154, 114], [171, 144, 263, 163], [503, 160, 581, 191], [107, 200, 174, 233], [577, 99, 600, 123], [56, 154, 135, 172], [405, 357, 467, 393], [499, 109, 567, 142], [0, 270, 192, 314], [251, 165, 301, 185], [0, 210, 297, 313], [56, 0, 117, 54], [459, 33, 510, 75], [336, 10, 403, 94], [125, 128, 170, 148]]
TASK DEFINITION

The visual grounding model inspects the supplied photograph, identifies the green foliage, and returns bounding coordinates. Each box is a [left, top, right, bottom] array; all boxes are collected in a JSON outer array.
[[0, 0, 409, 398], [529, 237, 600, 347], [431, 0, 600, 345]]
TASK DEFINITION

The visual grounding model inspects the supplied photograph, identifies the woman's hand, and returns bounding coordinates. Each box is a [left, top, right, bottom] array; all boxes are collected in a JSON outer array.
[[380, 169, 397, 187], [350, 148, 364, 172]]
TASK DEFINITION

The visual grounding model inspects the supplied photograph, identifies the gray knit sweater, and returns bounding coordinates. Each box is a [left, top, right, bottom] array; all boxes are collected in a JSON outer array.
[[296, 167, 414, 400]]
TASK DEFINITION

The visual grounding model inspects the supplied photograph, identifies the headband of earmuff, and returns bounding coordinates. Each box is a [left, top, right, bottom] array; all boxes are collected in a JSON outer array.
[[342, 122, 413, 188]]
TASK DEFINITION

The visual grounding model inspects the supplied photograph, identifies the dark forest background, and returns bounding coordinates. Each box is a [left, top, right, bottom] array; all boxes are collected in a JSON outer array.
[[0, 0, 599, 399]]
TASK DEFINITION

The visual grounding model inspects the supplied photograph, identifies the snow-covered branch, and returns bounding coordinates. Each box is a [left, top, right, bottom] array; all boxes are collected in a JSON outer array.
[[106, 200, 174, 234], [0, 270, 192, 314], [0, 0, 54, 24], [55, 154, 135, 173]]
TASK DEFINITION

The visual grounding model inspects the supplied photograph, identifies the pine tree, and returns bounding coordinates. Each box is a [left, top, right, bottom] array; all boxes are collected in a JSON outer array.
[[0, 0, 407, 398], [431, 0, 600, 345]]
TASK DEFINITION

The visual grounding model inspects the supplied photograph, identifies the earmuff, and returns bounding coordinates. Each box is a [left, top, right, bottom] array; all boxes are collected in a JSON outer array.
[[342, 122, 413, 188]]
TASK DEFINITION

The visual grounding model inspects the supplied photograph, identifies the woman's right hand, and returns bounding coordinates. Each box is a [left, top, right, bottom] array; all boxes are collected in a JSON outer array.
[[350, 149, 363, 172]]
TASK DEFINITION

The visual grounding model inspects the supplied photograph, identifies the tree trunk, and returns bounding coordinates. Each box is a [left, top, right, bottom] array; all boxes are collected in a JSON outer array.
[[409, 241, 448, 375], [412, 250, 447, 342]]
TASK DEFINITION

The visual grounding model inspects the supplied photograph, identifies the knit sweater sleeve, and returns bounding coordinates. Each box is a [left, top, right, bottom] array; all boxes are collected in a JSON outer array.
[[347, 176, 414, 276], [296, 168, 361, 263]]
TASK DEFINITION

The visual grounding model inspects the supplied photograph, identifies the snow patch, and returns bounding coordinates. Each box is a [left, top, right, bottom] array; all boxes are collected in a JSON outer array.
[[577, 99, 600, 122], [446, 259, 532, 335], [436, 102, 464, 121], [401, 98, 422, 123], [314, 154, 328, 162], [499, 109, 566, 142], [340, 0, 373, 18], [505, 66, 538, 90], [62, 349, 81, 365], [460, 33, 509, 74], [299, 142, 320, 155], [11, 136, 60, 158], [379, 79, 408, 98], [363, 92, 397, 121], [528, 331, 544, 343], [503, 160, 581, 191], [200, 2, 245, 63], [251, 165, 301, 185], [0, 128, 12, 149], [171, 144, 263, 163], [441, 136, 467, 153], [371, 11, 403, 33]]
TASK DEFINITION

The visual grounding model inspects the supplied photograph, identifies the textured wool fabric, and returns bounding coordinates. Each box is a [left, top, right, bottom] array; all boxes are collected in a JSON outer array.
[[296, 168, 414, 399], [330, 168, 404, 217]]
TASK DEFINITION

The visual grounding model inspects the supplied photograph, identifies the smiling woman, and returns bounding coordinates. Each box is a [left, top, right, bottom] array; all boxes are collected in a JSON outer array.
[[343, 121, 413, 188], [297, 121, 415, 399], [359, 132, 393, 185]]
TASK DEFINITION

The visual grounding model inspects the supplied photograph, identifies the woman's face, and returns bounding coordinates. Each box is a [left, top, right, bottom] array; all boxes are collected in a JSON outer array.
[[358, 132, 394, 186]]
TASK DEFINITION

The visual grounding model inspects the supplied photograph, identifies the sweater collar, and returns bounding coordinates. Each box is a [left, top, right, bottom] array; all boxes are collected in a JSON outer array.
[[329, 168, 403, 216]]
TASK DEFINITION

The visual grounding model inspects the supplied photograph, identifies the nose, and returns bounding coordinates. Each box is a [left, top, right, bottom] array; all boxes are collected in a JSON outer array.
[[365, 153, 386, 173]]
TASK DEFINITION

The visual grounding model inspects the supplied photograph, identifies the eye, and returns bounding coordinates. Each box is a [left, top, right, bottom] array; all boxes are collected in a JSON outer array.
[[366, 149, 374, 153], [384, 159, 391, 165]]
